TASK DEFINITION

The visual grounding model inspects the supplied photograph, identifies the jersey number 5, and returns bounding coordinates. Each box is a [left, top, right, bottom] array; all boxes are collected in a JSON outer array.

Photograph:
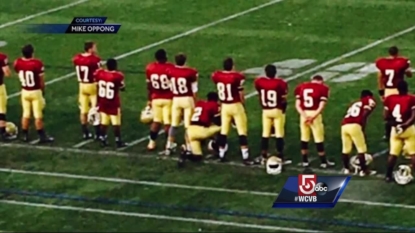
[[303, 89, 314, 107], [18, 70, 36, 87], [98, 80, 115, 99]]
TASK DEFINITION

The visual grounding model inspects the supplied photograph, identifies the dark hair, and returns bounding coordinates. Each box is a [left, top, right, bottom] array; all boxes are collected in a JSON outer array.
[[106, 58, 117, 71], [84, 41, 95, 52], [360, 89, 373, 98], [22, 44, 34, 58], [207, 92, 219, 102], [265, 64, 277, 78], [312, 75, 324, 81], [175, 53, 187, 66], [155, 49, 167, 62], [389, 46, 399, 56], [223, 57, 233, 71], [397, 80, 408, 94]]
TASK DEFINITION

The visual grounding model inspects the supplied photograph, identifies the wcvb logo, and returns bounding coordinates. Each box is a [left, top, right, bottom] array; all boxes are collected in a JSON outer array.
[[298, 174, 328, 196], [242, 58, 415, 83]]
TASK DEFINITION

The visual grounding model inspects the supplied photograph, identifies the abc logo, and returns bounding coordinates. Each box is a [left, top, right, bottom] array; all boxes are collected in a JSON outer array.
[[314, 182, 328, 196]]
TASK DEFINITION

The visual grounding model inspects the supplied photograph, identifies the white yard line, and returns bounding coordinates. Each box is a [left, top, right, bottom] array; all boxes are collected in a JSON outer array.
[[121, 25, 415, 149], [68, 0, 284, 148], [0, 0, 89, 30], [8, 0, 284, 100], [0, 143, 386, 178], [1, 167, 414, 209], [0, 200, 323, 233]]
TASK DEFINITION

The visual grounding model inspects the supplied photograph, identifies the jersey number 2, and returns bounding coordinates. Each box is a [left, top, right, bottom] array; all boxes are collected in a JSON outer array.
[[191, 107, 202, 121]]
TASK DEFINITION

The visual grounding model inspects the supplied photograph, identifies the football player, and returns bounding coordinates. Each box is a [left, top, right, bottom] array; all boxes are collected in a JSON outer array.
[[254, 64, 290, 164], [95, 58, 126, 148], [14, 44, 53, 143], [294, 75, 334, 168], [383, 80, 415, 182], [145, 49, 174, 150], [376, 46, 411, 140], [178, 91, 221, 167], [0, 51, 12, 140], [73, 41, 101, 140], [165, 53, 198, 155], [341, 90, 377, 175], [211, 57, 253, 165]]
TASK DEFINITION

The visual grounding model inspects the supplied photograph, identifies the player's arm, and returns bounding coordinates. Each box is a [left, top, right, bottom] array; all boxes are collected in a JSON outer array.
[[280, 81, 288, 113], [120, 74, 126, 92], [192, 73, 199, 101], [377, 71, 385, 98], [145, 70, 152, 106], [238, 76, 245, 104], [39, 64, 45, 95], [405, 60, 412, 77], [309, 87, 329, 120], [212, 106, 221, 126], [361, 101, 375, 130], [1, 57, 11, 77]]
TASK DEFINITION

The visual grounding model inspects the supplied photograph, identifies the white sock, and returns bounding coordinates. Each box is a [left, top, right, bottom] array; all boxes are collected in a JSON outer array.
[[241, 148, 249, 160], [186, 143, 192, 151], [166, 141, 172, 149]]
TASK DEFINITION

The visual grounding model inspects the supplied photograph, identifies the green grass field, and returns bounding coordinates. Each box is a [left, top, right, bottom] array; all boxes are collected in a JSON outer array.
[[1, 0, 415, 232]]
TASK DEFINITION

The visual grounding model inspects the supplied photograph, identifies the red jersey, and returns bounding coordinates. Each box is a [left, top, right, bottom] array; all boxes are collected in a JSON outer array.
[[341, 97, 376, 126], [376, 57, 410, 88], [384, 94, 415, 125], [14, 58, 44, 91], [294, 82, 329, 110], [0, 53, 8, 85], [191, 100, 220, 127], [168, 66, 198, 97], [95, 69, 125, 115], [146, 62, 174, 100], [211, 71, 245, 104], [72, 53, 101, 83], [254, 76, 288, 110]]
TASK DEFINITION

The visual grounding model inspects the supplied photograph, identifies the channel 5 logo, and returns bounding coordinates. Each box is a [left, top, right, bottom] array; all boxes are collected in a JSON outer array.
[[298, 174, 328, 196], [272, 174, 351, 208]]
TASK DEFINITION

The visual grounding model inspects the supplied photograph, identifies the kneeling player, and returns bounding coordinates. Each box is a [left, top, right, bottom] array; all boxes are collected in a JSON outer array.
[[383, 81, 415, 182], [14, 44, 53, 143], [340, 90, 376, 176], [95, 58, 127, 148], [178, 92, 221, 167]]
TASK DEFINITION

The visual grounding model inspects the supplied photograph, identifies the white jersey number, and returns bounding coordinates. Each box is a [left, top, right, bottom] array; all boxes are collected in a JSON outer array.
[[191, 107, 203, 121], [217, 83, 233, 101], [303, 89, 314, 107], [392, 104, 402, 122], [98, 80, 115, 99], [150, 74, 170, 90], [385, 69, 395, 87], [345, 102, 362, 117], [76, 65, 89, 82], [260, 90, 277, 107], [18, 70, 36, 87], [171, 77, 188, 94]]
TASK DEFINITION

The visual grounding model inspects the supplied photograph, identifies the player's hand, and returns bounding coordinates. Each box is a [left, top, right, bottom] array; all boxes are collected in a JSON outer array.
[[305, 116, 314, 124]]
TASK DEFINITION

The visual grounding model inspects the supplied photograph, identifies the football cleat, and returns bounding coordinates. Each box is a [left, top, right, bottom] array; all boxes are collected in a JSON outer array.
[[83, 132, 93, 140], [394, 165, 413, 185], [140, 106, 153, 124], [164, 143, 177, 156], [266, 156, 283, 175], [320, 160, 335, 169], [116, 141, 128, 148], [87, 107, 100, 126], [342, 168, 350, 175], [243, 159, 254, 166], [359, 170, 377, 177], [39, 135, 54, 143]]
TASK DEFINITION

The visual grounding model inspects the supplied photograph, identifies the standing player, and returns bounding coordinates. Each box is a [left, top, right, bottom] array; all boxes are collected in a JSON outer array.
[[145, 49, 174, 151], [376, 46, 411, 140], [211, 57, 253, 165], [294, 75, 334, 168], [165, 53, 198, 155], [383, 81, 415, 182], [0, 51, 11, 140], [178, 92, 221, 167], [341, 90, 377, 176], [254, 64, 290, 164], [95, 58, 126, 148], [73, 41, 101, 140], [13, 44, 53, 143]]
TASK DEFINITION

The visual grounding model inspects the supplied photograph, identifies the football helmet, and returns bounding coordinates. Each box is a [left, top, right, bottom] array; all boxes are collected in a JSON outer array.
[[350, 153, 373, 174], [5, 122, 18, 136], [87, 107, 100, 126], [266, 156, 283, 175], [140, 106, 153, 124], [394, 165, 413, 185]]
